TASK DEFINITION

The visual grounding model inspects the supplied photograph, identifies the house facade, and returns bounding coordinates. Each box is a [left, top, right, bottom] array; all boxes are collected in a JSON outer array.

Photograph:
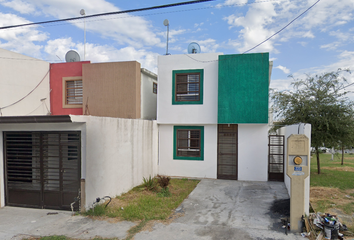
[[157, 52, 272, 181], [0, 50, 158, 211], [50, 61, 158, 120]]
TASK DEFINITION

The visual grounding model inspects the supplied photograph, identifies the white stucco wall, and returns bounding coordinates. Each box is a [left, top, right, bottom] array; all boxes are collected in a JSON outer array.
[[141, 69, 157, 120], [238, 124, 269, 181], [70, 115, 158, 209], [0, 48, 50, 116], [158, 124, 217, 179], [277, 123, 311, 215], [157, 53, 221, 124], [0, 122, 86, 208]]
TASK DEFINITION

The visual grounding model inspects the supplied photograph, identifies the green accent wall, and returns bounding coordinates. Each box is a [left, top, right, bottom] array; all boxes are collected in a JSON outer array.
[[173, 126, 204, 161], [218, 53, 269, 124]]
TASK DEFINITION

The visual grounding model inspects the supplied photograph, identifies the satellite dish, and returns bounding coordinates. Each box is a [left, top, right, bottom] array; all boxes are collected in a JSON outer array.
[[163, 19, 169, 26], [65, 50, 80, 62], [188, 42, 201, 54]]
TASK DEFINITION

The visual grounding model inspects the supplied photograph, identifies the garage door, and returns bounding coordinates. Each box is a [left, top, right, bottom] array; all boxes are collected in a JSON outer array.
[[4, 131, 81, 211]]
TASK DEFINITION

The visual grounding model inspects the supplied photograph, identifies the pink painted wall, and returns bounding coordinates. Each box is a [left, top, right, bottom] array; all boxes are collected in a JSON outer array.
[[50, 61, 90, 115]]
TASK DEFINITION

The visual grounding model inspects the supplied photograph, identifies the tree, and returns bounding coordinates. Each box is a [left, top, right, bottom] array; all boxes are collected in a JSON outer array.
[[271, 69, 354, 174]]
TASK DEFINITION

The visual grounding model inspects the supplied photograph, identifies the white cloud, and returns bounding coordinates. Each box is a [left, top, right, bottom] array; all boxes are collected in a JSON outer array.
[[2, 0, 162, 48], [44, 37, 159, 73], [0, 0, 36, 14], [216, 0, 248, 8], [224, 2, 277, 53], [0, 13, 48, 58], [275, 65, 290, 74], [222, 0, 354, 54]]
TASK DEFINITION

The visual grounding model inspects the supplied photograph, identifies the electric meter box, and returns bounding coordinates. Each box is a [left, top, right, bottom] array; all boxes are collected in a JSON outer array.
[[286, 134, 310, 232], [287, 134, 309, 179]]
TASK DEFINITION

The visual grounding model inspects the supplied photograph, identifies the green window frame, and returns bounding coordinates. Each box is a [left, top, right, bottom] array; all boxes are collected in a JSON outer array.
[[173, 126, 204, 160], [172, 69, 204, 105]]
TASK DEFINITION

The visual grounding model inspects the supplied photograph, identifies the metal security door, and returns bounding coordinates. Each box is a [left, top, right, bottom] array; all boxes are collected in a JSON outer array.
[[268, 135, 284, 181], [217, 124, 238, 180], [4, 131, 81, 210]]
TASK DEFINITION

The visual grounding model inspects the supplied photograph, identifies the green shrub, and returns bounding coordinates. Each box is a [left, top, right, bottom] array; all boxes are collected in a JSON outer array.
[[142, 176, 157, 191]]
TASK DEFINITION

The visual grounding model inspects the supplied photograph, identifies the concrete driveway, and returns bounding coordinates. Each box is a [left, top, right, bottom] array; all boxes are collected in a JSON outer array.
[[135, 179, 302, 240], [0, 179, 303, 240]]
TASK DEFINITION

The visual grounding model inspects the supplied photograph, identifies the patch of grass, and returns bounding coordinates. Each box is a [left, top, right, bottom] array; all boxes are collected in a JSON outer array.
[[311, 153, 354, 190], [85, 178, 199, 221], [341, 202, 354, 215], [313, 200, 335, 213]]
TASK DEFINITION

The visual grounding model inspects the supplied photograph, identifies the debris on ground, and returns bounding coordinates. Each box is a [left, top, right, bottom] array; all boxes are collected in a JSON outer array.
[[302, 213, 353, 240]]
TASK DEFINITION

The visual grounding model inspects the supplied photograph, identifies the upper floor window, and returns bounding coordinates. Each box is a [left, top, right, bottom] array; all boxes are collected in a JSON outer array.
[[172, 69, 203, 105], [153, 82, 157, 94], [62, 76, 83, 108]]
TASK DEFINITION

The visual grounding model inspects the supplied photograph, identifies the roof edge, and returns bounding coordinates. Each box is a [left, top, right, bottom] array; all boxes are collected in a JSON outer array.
[[0, 115, 72, 124]]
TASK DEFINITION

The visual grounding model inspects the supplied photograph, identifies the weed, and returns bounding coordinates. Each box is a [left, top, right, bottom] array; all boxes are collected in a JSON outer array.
[[142, 176, 157, 191], [83, 203, 107, 216], [126, 220, 148, 240], [156, 175, 171, 189], [157, 187, 171, 197]]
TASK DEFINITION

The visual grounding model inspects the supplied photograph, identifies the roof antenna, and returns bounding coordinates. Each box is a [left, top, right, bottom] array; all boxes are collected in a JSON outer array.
[[80, 9, 86, 60], [163, 19, 170, 55]]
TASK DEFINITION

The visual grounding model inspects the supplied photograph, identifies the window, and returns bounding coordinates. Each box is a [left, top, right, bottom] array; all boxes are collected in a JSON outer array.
[[153, 82, 157, 94], [62, 77, 83, 108], [172, 69, 203, 105], [173, 126, 204, 160]]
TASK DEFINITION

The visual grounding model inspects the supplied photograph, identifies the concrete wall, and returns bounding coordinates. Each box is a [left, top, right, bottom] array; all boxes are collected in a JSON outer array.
[[50, 61, 90, 115], [238, 124, 269, 181], [0, 48, 50, 116], [70, 115, 158, 209], [0, 122, 86, 208], [82, 61, 141, 119], [141, 69, 157, 120], [0, 116, 158, 210], [277, 123, 311, 215], [157, 53, 221, 124], [158, 124, 217, 178]]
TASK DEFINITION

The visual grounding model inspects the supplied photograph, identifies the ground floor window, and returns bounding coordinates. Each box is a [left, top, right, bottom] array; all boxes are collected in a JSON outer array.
[[173, 126, 204, 160]]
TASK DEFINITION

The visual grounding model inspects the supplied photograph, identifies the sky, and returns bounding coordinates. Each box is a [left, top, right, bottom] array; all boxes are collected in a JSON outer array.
[[0, 0, 354, 95]]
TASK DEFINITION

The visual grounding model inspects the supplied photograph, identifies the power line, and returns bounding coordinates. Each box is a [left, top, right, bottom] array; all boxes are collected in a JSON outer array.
[[243, 0, 321, 54], [0, 0, 215, 31], [184, 0, 321, 63], [0, 0, 286, 32]]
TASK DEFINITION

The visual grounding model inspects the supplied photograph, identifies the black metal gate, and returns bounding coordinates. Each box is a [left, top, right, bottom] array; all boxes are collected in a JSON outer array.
[[217, 124, 238, 180], [268, 135, 284, 181], [4, 131, 81, 210]]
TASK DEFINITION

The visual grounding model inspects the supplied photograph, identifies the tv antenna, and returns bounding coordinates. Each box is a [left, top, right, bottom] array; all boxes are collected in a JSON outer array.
[[65, 50, 81, 62], [188, 42, 201, 54], [163, 19, 169, 55], [80, 9, 86, 60]]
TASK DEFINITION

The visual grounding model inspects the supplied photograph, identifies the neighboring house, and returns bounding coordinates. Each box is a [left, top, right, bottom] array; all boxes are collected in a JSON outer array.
[[157, 52, 272, 181], [50, 61, 158, 120], [0, 48, 50, 116], [0, 50, 158, 212]]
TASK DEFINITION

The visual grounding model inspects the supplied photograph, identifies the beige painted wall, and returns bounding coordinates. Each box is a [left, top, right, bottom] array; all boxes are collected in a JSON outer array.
[[82, 61, 141, 118]]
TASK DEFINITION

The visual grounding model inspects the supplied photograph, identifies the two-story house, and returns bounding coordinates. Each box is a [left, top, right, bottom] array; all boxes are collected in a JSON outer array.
[[0, 51, 158, 212], [157, 52, 272, 181]]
